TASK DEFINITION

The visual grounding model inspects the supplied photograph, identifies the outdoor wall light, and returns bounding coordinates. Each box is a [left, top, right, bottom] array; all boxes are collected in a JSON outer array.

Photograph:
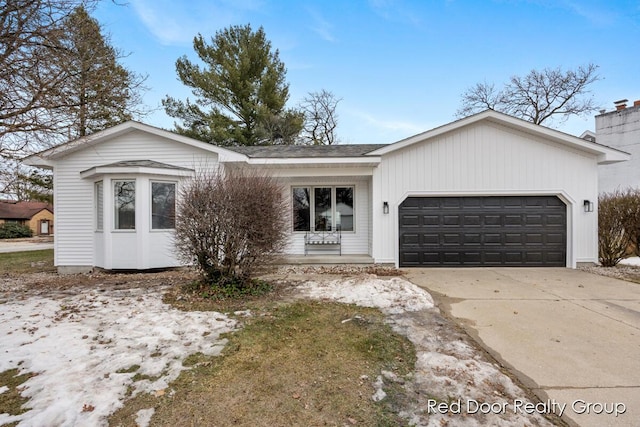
[[383, 201, 389, 214], [583, 199, 594, 213]]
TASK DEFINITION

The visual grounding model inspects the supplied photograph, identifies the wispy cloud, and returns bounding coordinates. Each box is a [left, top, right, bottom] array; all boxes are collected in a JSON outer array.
[[562, 1, 617, 26], [367, 0, 423, 26], [524, 0, 619, 27], [130, 0, 264, 46], [347, 108, 427, 135], [307, 8, 337, 42]]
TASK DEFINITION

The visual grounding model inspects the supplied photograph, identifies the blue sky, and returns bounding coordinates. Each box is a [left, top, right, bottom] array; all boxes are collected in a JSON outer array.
[[94, 0, 640, 144]]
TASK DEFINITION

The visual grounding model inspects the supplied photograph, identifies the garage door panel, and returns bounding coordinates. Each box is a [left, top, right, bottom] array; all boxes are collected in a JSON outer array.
[[401, 233, 420, 245], [443, 215, 461, 226], [442, 198, 463, 209], [504, 233, 523, 244], [484, 233, 502, 245], [464, 233, 481, 245], [504, 215, 523, 226], [401, 215, 420, 227], [464, 215, 482, 225], [399, 196, 566, 267], [443, 233, 461, 245], [547, 233, 565, 244], [484, 215, 502, 226], [546, 252, 565, 263], [546, 214, 565, 226], [525, 214, 543, 226], [525, 233, 543, 244], [423, 215, 439, 226], [422, 233, 439, 245]]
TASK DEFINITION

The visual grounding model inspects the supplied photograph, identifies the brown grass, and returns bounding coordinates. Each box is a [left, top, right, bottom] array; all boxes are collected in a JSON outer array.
[[0, 368, 36, 426], [108, 300, 416, 426], [0, 249, 55, 275]]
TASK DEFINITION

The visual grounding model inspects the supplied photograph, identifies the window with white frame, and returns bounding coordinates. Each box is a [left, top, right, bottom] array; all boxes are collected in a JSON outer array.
[[95, 181, 103, 231], [292, 186, 354, 232], [114, 180, 135, 230], [151, 181, 176, 229]]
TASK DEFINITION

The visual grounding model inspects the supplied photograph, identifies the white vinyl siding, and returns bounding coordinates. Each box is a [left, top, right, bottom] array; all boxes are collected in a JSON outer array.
[[372, 121, 599, 267], [52, 129, 217, 268]]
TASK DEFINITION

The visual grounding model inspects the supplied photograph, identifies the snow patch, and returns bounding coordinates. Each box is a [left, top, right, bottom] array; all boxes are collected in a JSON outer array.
[[620, 256, 640, 266], [297, 275, 434, 314], [135, 408, 155, 427], [0, 385, 8, 394], [371, 376, 387, 402], [0, 287, 235, 427]]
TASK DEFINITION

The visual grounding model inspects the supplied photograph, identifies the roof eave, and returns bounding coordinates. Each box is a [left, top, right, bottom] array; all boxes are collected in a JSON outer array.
[[22, 155, 54, 169], [80, 165, 195, 179], [243, 157, 381, 166]]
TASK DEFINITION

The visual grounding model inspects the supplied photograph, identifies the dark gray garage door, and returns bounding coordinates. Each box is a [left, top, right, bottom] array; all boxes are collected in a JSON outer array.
[[399, 196, 566, 267]]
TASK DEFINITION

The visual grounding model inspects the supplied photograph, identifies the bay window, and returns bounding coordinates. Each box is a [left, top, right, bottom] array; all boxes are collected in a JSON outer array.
[[114, 180, 135, 230], [95, 181, 103, 231], [151, 181, 176, 229]]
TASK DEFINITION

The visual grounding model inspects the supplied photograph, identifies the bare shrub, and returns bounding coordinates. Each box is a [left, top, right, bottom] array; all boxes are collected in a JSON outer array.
[[175, 168, 289, 287], [598, 190, 632, 267], [621, 188, 640, 257]]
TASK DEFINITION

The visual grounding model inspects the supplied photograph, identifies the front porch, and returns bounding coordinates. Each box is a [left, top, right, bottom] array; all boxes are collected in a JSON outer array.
[[279, 254, 375, 265]]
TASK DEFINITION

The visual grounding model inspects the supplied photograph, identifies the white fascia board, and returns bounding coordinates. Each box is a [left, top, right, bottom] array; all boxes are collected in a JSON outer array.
[[244, 157, 381, 166], [22, 155, 54, 169], [367, 110, 631, 164], [80, 165, 194, 179], [265, 166, 377, 178], [597, 149, 632, 165]]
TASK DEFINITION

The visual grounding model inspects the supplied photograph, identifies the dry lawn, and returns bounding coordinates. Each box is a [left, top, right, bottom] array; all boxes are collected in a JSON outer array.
[[108, 300, 415, 427], [0, 249, 55, 275]]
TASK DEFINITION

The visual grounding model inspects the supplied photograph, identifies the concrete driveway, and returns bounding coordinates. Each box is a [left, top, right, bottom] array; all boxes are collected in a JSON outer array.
[[404, 268, 640, 427]]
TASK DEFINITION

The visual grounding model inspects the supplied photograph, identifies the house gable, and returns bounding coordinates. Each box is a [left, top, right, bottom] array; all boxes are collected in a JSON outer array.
[[23, 121, 247, 168], [368, 110, 630, 165]]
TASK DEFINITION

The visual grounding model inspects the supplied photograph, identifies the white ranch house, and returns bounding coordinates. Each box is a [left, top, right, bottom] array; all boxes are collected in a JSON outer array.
[[25, 110, 629, 273]]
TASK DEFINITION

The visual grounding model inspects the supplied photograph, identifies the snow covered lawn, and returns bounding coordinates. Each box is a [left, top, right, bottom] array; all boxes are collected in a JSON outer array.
[[0, 286, 235, 427]]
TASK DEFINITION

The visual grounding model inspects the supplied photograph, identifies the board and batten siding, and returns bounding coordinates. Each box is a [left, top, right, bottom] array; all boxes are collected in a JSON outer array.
[[281, 176, 371, 255], [52, 130, 218, 268], [371, 121, 599, 267]]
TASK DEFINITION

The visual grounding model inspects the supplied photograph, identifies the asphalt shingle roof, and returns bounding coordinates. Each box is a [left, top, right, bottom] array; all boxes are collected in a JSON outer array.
[[0, 201, 52, 220], [226, 144, 386, 158]]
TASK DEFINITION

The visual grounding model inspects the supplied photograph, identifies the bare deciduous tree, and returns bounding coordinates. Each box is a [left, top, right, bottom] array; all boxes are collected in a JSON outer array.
[[0, 0, 90, 158], [457, 63, 600, 126], [175, 168, 289, 287], [299, 89, 341, 145], [1, 1, 147, 199]]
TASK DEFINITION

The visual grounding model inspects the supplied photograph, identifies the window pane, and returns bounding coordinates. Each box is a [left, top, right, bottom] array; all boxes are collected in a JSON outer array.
[[152, 182, 176, 229], [314, 187, 332, 231], [336, 187, 354, 231], [114, 181, 135, 230], [292, 187, 310, 231], [95, 181, 103, 231]]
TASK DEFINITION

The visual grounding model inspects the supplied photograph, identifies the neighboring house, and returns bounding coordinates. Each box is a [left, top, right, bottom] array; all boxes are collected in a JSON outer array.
[[0, 201, 54, 236], [24, 110, 628, 273], [595, 99, 640, 193]]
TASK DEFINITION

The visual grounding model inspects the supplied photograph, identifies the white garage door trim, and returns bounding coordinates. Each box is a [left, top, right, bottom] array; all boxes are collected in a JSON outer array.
[[392, 190, 576, 268]]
